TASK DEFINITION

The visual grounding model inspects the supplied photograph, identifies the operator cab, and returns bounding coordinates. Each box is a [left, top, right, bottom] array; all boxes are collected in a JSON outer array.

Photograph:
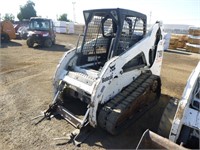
[[75, 8, 147, 71], [29, 18, 52, 31]]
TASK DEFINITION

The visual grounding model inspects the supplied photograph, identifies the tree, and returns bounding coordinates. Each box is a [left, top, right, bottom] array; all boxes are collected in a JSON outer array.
[[17, 0, 37, 21], [58, 13, 69, 22], [2, 13, 15, 22]]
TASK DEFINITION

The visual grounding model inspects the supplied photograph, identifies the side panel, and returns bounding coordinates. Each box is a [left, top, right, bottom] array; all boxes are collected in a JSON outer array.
[[150, 41, 164, 76], [89, 22, 165, 127], [53, 48, 76, 93], [149, 24, 165, 76], [169, 61, 200, 142]]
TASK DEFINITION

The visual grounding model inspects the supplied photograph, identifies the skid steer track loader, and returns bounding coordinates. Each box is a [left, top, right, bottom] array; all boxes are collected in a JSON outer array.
[[35, 8, 165, 138]]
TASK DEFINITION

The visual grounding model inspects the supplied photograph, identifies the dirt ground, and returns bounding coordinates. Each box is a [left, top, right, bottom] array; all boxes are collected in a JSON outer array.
[[0, 34, 199, 150]]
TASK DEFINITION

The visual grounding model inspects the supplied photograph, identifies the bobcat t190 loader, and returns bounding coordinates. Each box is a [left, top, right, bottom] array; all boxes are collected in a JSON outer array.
[[137, 61, 200, 149], [35, 8, 165, 141]]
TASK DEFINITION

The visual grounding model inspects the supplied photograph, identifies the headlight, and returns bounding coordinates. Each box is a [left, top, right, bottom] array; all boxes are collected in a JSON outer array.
[[43, 33, 49, 37]]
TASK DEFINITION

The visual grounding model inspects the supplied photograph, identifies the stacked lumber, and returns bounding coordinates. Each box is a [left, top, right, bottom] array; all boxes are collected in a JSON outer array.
[[188, 35, 200, 45], [177, 34, 188, 48], [169, 35, 178, 49], [186, 27, 200, 53], [169, 34, 188, 49], [189, 27, 200, 36], [186, 44, 200, 53]]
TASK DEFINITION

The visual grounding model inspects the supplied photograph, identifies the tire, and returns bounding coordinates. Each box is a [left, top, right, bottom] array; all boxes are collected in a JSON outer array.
[[52, 38, 56, 45], [26, 38, 34, 48], [22, 33, 28, 40], [177, 126, 191, 146], [44, 38, 52, 47], [157, 98, 178, 138]]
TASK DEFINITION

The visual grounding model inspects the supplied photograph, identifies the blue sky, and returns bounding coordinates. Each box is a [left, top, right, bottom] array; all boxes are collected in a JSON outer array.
[[0, 0, 199, 26]]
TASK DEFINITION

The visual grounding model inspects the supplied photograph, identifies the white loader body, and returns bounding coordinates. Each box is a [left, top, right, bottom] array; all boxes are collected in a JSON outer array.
[[51, 9, 164, 131], [169, 61, 200, 145]]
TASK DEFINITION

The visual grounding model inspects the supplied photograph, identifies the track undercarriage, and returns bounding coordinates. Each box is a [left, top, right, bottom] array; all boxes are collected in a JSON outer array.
[[98, 71, 161, 135]]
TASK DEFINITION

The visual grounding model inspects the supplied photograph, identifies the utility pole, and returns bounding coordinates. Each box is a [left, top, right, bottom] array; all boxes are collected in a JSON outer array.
[[149, 11, 152, 25], [72, 2, 76, 23]]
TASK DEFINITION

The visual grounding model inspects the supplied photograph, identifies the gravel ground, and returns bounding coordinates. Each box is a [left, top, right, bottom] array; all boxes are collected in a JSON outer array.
[[0, 34, 199, 150]]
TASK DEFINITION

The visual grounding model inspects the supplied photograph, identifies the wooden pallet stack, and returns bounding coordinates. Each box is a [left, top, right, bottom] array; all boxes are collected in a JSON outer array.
[[169, 34, 179, 49], [169, 34, 188, 50], [186, 27, 200, 53]]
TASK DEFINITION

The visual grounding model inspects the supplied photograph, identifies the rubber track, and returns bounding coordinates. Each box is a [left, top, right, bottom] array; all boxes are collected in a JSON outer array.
[[98, 72, 160, 135], [157, 98, 178, 138]]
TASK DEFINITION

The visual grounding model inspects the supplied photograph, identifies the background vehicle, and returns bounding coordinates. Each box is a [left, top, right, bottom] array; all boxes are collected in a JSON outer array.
[[137, 61, 200, 149], [163, 61, 200, 149], [14, 20, 29, 39], [26, 17, 56, 48], [38, 8, 165, 136], [0, 20, 16, 42], [17, 25, 29, 39]]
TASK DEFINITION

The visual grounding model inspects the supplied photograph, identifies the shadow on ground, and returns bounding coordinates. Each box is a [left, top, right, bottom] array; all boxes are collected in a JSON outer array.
[[0, 41, 22, 48], [55, 94, 171, 149], [33, 44, 70, 52]]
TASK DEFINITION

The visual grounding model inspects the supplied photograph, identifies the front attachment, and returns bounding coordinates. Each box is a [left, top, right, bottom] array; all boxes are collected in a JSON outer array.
[[32, 80, 89, 129], [136, 129, 187, 149]]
